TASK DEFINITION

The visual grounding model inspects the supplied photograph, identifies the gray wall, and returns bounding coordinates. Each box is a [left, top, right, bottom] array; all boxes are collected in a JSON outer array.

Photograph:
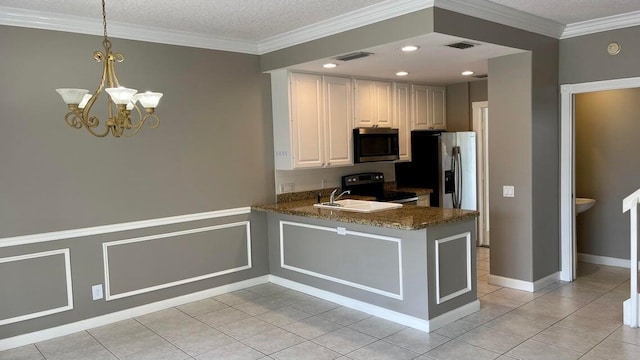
[[575, 88, 640, 259], [488, 53, 534, 281], [560, 25, 640, 84], [434, 8, 560, 282], [560, 25, 640, 263], [0, 25, 273, 339], [446, 80, 488, 132], [0, 26, 274, 237], [470, 80, 488, 103], [446, 83, 470, 131]]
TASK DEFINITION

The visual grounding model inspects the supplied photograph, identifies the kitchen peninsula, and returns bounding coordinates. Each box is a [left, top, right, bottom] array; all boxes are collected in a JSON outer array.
[[252, 196, 479, 332]]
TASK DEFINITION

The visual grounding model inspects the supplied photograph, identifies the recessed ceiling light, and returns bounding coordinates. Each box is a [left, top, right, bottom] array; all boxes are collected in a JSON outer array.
[[462, 70, 474, 76], [323, 63, 337, 69], [396, 71, 409, 77], [401, 45, 420, 52]]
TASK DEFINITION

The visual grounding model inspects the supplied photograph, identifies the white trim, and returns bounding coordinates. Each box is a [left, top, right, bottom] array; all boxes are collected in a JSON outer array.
[[270, 275, 479, 332], [533, 272, 561, 291], [0, 207, 251, 248], [578, 253, 640, 269], [0, 6, 260, 54], [472, 101, 490, 247], [560, 77, 640, 283], [489, 271, 560, 293], [489, 274, 534, 292], [258, 0, 431, 53], [0, 249, 73, 326], [436, 0, 564, 39], [104, 221, 252, 301], [562, 10, 640, 39], [434, 232, 472, 304], [279, 221, 403, 300], [0, 275, 269, 352], [426, 300, 480, 332], [3, 1, 640, 53]]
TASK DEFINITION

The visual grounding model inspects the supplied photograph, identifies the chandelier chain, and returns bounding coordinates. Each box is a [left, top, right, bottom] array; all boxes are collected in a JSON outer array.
[[101, 0, 111, 50]]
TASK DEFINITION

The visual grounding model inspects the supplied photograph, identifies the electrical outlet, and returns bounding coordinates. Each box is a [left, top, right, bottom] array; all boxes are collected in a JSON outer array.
[[321, 178, 327, 188], [92, 284, 103, 300]]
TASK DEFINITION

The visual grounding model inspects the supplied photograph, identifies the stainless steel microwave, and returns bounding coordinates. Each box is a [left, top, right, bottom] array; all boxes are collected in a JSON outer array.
[[353, 128, 400, 163]]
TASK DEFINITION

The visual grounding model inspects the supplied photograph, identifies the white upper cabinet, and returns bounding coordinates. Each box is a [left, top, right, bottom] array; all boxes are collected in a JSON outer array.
[[323, 76, 353, 167], [354, 79, 393, 128], [412, 84, 447, 130], [271, 70, 353, 170], [394, 82, 411, 162]]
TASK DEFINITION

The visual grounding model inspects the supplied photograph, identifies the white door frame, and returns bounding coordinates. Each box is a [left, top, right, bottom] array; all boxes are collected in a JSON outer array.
[[560, 76, 640, 281], [472, 101, 489, 246]]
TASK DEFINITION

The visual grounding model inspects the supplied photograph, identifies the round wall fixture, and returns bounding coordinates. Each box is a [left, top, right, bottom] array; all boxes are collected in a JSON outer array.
[[607, 42, 621, 55]]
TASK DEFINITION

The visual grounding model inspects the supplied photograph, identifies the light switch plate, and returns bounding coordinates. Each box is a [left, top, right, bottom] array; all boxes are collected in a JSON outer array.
[[503, 185, 515, 198]]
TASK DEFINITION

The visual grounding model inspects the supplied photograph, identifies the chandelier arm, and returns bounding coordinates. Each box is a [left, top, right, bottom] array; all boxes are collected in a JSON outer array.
[[84, 118, 110, 137], [124, 114, 160, 137], [64, 111, 84, 129]]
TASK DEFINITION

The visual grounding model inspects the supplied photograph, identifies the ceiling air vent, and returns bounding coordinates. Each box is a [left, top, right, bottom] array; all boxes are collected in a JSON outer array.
[[473, 74, 488, 79], [445, 42, 477, 50], [335, 52, 374, 61]]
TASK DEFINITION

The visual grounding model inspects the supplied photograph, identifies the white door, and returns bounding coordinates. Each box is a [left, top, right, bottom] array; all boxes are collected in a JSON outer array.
[[473, 101, 490, 246]]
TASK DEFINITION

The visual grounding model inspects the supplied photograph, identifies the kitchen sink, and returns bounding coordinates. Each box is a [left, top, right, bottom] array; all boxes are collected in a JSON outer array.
[[313, 199, 403, 213]]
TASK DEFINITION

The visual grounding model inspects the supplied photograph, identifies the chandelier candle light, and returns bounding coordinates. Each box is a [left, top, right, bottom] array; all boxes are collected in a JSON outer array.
[[56, 0, 162, 137]]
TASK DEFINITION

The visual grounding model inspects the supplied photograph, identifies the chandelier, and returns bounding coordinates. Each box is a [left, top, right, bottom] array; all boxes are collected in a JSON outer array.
[[56, 0, 162, 137]]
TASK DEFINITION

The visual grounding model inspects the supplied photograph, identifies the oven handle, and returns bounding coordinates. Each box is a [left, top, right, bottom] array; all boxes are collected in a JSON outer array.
[[388, 196, 419, 204]]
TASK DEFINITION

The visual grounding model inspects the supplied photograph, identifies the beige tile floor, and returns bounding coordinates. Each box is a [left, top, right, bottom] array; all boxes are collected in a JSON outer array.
[[2, 247, 639, 360]]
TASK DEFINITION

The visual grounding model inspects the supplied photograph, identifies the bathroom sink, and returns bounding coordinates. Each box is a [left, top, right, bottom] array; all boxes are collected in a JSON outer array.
[[576, 198, 596, 214], [313, 199, 402, 213]]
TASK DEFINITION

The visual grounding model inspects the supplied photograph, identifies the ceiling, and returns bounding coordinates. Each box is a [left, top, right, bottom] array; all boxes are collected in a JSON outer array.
[[1, 0, 640, 84]]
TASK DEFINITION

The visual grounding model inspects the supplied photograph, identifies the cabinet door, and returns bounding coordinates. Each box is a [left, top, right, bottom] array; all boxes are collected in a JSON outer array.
[[394, 83, 411, 161], [374, 81, 393, 127], [354, 79, 375, 127], [430, 86, 447, 130], [412, 84, 430, 130], [291, 73, 324, 168], [324, 76, 353, 166]]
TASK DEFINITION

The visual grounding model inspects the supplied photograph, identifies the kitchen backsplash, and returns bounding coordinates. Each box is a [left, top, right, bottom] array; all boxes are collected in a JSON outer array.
[[275, 163, 395, 194]]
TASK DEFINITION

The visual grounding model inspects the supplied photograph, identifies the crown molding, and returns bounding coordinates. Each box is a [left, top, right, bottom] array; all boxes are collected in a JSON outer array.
[[561, 10, 640, 39], [435, 0, 565, 38], [0, 6, 260, 54], [257, 0, 433, 54], [3, 2, 640, 55]]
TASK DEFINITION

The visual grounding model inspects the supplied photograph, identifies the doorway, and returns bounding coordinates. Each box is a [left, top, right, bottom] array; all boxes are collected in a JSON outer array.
[[560, 76, 640, 281], [472, 101, 490, 247]]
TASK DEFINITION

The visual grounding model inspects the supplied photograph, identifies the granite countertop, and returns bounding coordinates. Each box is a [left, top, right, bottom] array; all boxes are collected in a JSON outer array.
[[252, 199, 478, 230]]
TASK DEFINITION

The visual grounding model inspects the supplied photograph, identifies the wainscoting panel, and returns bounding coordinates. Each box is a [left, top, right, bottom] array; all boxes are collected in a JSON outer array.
[[104, 221, 252, 300], [434, 232, 472, 304], [279, 220, 403, 299], [0, 249, 73, 326]]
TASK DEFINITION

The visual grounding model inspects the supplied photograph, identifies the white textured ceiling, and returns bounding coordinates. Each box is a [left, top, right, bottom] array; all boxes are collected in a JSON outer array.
[[0, 0, 388, 41], [486, 0, 640, 24], [2, 0, 639, 43]]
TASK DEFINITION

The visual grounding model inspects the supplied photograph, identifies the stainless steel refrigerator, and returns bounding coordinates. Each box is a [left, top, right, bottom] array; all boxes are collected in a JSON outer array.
[[395, 131, 477, 210]]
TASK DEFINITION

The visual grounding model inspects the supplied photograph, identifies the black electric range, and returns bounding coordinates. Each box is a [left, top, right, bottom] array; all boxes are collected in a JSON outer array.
[[341, 172, 418, 203]]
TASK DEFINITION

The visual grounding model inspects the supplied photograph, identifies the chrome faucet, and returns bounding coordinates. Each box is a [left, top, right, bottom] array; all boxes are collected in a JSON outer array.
[[329, 189, 351, 204]]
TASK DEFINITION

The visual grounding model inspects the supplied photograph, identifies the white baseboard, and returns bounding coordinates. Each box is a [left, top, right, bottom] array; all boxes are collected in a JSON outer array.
[[269, 275, 479, 332], [578, 253, 640, 269], [489, 272, 560, 293], [0, 275, 270, 352]]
